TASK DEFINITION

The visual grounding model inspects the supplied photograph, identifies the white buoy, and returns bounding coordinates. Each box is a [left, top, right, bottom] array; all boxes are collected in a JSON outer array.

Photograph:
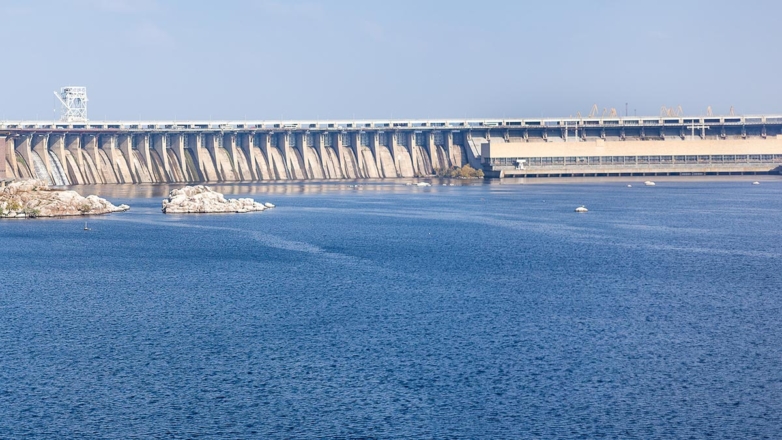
[[644, 181, 656, 186], [575, 205, 588, 213], [627, 184, 632, 188], [752, 181, 760, 185]]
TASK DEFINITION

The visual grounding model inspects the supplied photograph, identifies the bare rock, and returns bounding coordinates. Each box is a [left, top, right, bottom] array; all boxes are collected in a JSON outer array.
[[161, 185, 274, 214], [0, 179, 130, 219]]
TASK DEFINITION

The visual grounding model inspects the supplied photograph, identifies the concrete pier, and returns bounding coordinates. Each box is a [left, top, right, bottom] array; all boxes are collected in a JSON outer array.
[[2, 114, 782, 183], [0, 137, 7, 179]]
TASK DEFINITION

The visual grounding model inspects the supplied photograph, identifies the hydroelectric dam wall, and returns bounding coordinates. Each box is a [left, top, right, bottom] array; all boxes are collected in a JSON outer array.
[[2, 115, 782, 184]]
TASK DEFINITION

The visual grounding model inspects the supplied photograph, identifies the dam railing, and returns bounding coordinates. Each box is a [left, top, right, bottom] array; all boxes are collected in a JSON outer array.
[[3, 114, 782, 131]]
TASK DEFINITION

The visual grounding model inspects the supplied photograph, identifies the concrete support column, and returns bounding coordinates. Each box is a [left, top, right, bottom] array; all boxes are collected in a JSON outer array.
[[350, 132, 361, 162], [259, 132, 279, 179], [245, 132, 261, 180], [351, 132, 363, 177], [126, 133, 152, 182], [445, 131, 454, 166], [65, 135, 83, 173], [314, 132, 327, 173], [100, 134, 120, 177], [136, 133, 152, 172], [280, 132, 292, 172], [225, 133, 240, 178], [206, 133, 226, 181], [333, 132, 345, 176], [240, 133, 259, 180], [260, 132, 272, 166], [388, 131, 398, 167], [369, 132, 383, 177], [6, 136, 24, 179], [13, 136, 31, 178], [65, 134, 85, 184], [296, 132, 309, 179], [0, 137, 7, 179], [193, 133, 217, 181], [92, 134, 111, 183], [87, 136, 105, 183], [152, 133, 170, 181], [407, 131, 419, 173], [204, 133, 218, 165], [118, 134, 135, 181], [171, 133, 187, 177], [29, 134, 49, 179], [83, 134, 99, 175], [426, 131, 437, 171], [191, 133, 203, 173], [49, 134, 68, 183]]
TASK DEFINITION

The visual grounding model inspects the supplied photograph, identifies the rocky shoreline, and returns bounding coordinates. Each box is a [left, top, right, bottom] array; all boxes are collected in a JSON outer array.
[[0, 180, 276, 218], [161, 185, 275, 214], [0, 180, 129, 218]]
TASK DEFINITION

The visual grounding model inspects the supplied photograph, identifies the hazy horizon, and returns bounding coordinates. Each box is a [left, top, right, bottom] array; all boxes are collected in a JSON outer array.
[[1, 0, 780, 120]]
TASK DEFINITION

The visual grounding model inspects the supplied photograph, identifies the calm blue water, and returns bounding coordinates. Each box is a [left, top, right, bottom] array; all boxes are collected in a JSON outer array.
[[1, 179, 782, 438]]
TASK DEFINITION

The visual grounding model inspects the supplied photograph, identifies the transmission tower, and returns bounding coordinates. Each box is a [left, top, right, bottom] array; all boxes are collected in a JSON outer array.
[[53, 86, 88, 122]]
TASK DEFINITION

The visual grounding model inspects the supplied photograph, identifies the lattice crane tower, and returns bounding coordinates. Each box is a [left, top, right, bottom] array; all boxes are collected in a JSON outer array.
[[53, 86, 88, 122]]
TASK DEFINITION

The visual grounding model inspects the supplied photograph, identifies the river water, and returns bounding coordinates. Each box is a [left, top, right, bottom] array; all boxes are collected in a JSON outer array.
[[1, 178, 781, 438]]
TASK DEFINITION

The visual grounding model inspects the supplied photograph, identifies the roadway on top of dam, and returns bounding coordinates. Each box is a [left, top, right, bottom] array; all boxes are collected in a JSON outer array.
[[2, 114, 782, 133]]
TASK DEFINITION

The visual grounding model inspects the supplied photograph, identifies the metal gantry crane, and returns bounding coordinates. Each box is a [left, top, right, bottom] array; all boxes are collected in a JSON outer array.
[[53, 86, 88, 122]]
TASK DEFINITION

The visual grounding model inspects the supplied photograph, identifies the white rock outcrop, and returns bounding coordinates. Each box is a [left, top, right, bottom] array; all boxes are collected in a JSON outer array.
[[161, 185, 274, 214], [0, 179, 130, 218]]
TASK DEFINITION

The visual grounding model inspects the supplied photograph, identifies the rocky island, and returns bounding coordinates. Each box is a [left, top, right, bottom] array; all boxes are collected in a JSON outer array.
[[0, 179, 130, 218], [161, 185, 275, 214]]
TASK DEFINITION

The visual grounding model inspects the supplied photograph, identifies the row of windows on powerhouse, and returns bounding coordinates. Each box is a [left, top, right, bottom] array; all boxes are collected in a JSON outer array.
[[488, 155, 782, 165]]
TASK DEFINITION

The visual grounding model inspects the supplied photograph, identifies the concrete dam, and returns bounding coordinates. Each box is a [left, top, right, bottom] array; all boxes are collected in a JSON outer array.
[[2, 115, 782, 184]]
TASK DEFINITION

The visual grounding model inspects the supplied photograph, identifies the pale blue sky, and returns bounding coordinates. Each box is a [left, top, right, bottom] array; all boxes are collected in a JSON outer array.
[[1, 0, 780, 120]]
